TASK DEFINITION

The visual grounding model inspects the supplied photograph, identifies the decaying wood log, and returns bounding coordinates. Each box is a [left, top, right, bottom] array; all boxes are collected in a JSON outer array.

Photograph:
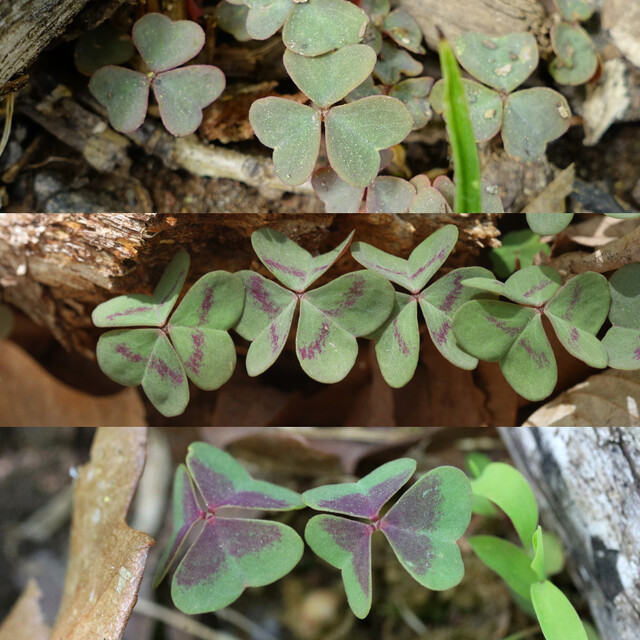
[[499, 427, 640, 640], [0, 213, 500, 357]]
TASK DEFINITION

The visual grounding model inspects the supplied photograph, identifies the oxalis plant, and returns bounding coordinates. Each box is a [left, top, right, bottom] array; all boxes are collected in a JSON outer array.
[[156, 442, 597, 640]]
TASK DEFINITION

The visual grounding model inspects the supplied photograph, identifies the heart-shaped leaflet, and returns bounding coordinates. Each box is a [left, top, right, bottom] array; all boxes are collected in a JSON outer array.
[[157, 444, 304, 614]]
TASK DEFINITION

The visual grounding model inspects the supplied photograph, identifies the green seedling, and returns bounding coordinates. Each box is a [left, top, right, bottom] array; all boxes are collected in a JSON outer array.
[[249, 45, 413, 187], [222, 0, 368, 56], [154, 443, 304, 613], [490, 229, 551, 278], [437, 35, 482, 213], [93, 251, 245, 417], [234, 228, 395, 383], [525, 213, 575, 235], [468, 460, 590, 640], [74, 22, 135, 76], [452, 265, 611, 400], [549, 22, 598, 86], [602, 263, 640, 369], [0, 303, 14, 339], [351, 225, 495, 387], [430, 32, 571, 161], [90, 13, 226, 136], [303, 459, 472, 618]]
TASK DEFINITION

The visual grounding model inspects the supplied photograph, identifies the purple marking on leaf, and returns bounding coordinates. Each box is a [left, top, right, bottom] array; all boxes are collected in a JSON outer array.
[[184, 329, 205, 374], [198, 287, 214, 326], [380, 475, 442, 574], [219, 518, 283, 558], [522, 279, 553, 300], [149, 354, 184, 384], [298, 323, 329, 360], [189, 458, 290, 510], [366, 261, 405, 277], [484, 314, 521, 337], [561, 283, 582, 321], [409, 248, 449, 280], [322, 518, 372, 595], [439, 274, 463, 312], [325, 277, 365, 317], [393, 318, 410, 356], [115, 343, 147, 363], [248, 275, 282, 318], [160, 268, 187, 304], [312, 263, 331, 273], [431, 320, 451, 346], [635, 345, 640, 361], [269, 323, 280, 354], [175, 523, 226, 587], [106, 306, 154, 321], [519, 338, 550, 369], [569, 327, 579, 344], [263, 258, 306, 279]]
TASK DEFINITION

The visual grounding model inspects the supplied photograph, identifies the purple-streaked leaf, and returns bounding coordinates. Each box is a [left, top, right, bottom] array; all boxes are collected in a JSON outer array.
[[154, 464, 204, 587], [462, 265, 562, 306], [351, 224, 458, 294], [234, 271, 297, 376], [168, 271, 244, 390], [372, 293, 420, 388], [420, 266, 496, 369], [89, 66, 150, 134], [172, 517, 303, 613], [153, 65, 226, 136], [302, 458, 417, 518], [312, 167, 364, 213], [297, 271, 395, 383], [304, 515, 374, 618], [379, 466, 472, 590], [96, 328, 159, 387], [132, 13, 205, 73], [186, 442, 303, 511], [92, 250, 190, 327], [251, 227, 354, 292]]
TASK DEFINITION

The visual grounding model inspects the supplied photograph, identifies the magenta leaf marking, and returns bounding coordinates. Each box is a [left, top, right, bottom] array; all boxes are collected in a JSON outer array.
[[439, 274, 463, 313], [176, 523, 227, 588], [269, 323, 280, 354], [393, 317, 411, 356], [321, 518, 373, 595], [184, 329, 205, 374], [409, 248, 449, 280], [569, 327, 579, 345], [325, 277, 365, 317], [197, 286, 215, 325], [431, 320, 451, 346], [149, 354, 185, 384], [115, 343, 148, 363], [635, 346, 640, 361], [522, 279, 553, 299], [107, 305, 154, 322], [561, 283, 582, 321], [248, 275, 282, 318], [519, 337, 550, 369], [484, 314, 522, 337], [262, 258, 306, 279], [161, 268, 188, 304], [299, 322, 330, 360]]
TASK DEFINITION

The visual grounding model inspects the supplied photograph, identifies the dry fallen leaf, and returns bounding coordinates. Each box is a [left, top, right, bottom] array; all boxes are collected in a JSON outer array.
[[561, 216, 640, 248], [50, 427, 154, 640], [0, 340, 147, 427], [523, 369, 640, 426], [0, 579, 50, 640]]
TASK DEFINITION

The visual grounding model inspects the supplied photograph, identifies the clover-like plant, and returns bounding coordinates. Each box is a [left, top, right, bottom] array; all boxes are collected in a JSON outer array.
[[525, 213, 640, 235], [430, 32, 572, 161], [154, 443, 304, 613], [90, 13, 226, 136], [351, 225, 495, 387], [548, 0, 599, 86], [303, 459, 472, 619], [468, 460, 590, 640], [74, 22, 135, 76], [452, 265, 611, 400], [249, 44, 413, 187], [0, 303, 13, 340], [602, 263, 640, 369], [489, 228, 551, 278], [234, 227, 395, 383], [93, 251, 245, 417]]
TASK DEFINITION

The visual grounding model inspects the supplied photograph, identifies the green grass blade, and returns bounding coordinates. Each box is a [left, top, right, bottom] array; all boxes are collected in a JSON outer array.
[[437, 36, 482, 213]]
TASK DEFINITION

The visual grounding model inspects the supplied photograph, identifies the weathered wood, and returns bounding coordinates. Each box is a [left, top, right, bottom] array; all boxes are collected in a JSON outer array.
[[499, 427, 640, 640], [0, 213, 500, 357]]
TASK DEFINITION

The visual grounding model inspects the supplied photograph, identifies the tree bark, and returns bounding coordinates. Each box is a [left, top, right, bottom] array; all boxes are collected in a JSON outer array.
[[498, 427, 640, 640], [0, 213, 500, 357]]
